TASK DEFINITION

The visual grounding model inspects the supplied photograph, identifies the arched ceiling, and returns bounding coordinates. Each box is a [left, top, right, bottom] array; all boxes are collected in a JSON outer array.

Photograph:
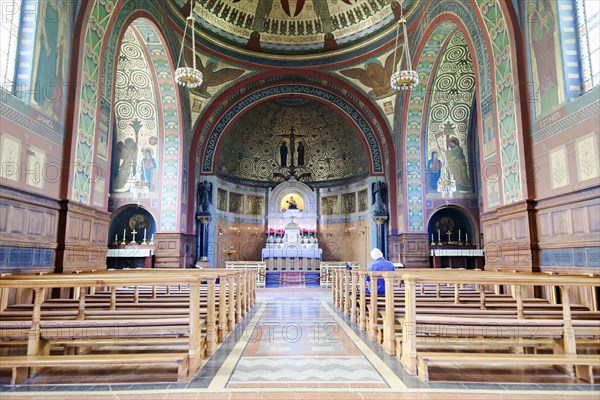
[[166, 0, 420, 57], [215, 98, 369, 185]]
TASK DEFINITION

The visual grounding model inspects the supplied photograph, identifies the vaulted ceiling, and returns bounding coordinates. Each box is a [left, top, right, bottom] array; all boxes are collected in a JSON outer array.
[[166, 0, 419, 58]]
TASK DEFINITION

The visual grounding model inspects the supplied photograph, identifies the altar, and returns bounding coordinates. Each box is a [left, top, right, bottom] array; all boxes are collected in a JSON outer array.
[[262, 219, 322, 271], [262, 179, 322, 286]]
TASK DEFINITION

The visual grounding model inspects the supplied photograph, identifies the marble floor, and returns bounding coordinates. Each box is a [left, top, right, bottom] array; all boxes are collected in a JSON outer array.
[[1, 287, 599, 399]]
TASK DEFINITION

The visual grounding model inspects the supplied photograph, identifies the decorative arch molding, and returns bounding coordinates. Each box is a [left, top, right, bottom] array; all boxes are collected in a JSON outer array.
[[403, 22, 458, 232], [400, 0, 525, 231], [71, 0, 186, 231], [473, 0, 524, 205], [199, 84, 384, 176]]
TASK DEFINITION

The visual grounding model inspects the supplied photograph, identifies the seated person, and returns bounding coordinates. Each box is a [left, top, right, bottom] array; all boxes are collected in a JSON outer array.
[[365, 248, 395, 295]]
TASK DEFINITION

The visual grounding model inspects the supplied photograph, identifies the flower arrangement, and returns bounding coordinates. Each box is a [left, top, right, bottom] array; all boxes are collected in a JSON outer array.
[[300, 229, 316, 238]]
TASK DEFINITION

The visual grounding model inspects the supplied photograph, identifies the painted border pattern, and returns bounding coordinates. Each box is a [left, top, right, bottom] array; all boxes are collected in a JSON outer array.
[[476, 0, 523, 204]]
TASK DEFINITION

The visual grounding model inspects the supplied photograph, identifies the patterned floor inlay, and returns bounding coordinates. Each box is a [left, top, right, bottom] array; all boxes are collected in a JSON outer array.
[[221, 297, 399, 389]]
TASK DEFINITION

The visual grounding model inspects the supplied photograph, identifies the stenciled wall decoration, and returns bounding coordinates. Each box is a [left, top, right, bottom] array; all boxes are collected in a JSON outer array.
[[426, 30, 476, 196], [110, 26, 159, 196]]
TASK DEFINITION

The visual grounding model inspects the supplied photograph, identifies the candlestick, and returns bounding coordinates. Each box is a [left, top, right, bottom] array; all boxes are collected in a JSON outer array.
[[122, 229, 127, 245], [438, 229, 440, 241], [458, 229, 461, 241], [466, 233, 468, 244], [144, 229, 147, 241]]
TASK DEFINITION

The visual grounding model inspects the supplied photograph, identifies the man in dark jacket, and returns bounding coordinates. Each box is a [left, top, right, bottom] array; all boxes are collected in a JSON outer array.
[[365, 248, 395, 295]]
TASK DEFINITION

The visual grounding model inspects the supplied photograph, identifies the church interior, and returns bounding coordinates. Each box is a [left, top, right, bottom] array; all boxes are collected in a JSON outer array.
[[0, 0, 599, 398]]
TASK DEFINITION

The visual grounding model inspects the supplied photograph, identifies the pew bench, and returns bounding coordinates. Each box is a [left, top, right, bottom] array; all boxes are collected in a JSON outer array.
[[416, 352, 600, 382], [394, 335, 555, 358], [2, 352, 190, 385]]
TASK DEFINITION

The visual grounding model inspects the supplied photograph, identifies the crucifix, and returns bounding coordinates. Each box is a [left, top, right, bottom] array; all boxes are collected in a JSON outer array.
[[279, 126, 306, 171], [130, 229, 138, 244]]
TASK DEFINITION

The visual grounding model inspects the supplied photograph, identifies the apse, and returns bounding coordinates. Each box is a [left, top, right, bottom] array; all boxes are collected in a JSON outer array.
[[215, 98, 369, 186]]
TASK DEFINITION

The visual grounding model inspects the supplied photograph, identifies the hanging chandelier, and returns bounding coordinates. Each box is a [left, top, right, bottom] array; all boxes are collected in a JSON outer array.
[[174, 0, 203, 88], [390, 7, 419, 91]]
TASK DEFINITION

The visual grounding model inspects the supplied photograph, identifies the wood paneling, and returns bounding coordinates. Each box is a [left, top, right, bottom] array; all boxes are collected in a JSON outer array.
[[551, 210, 569, 236], [536, 186, 599, 249]]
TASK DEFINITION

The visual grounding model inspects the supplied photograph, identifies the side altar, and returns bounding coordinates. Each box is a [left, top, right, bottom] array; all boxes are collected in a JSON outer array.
[[262, 179, 322, 286]]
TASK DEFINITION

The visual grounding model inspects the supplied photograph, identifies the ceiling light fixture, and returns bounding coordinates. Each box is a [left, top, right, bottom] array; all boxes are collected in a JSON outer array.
[[174, 0, 203, 88]]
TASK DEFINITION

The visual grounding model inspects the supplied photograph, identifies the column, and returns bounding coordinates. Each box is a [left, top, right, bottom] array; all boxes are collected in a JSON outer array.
[[196, 213, 211, 266], [374, 215, 388, 258]]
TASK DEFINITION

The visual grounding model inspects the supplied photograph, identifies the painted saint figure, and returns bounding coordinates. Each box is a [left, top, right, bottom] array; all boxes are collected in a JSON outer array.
[[297, 142, 305, 166], [141, 149, 157, 190], [426, 151, 442, 191], [446, 137, 470, 191], [280, 141, 288, 167]]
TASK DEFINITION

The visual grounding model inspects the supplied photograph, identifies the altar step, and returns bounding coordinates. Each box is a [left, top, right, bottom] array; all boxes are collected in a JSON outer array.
[[265, 272, 320, 287]]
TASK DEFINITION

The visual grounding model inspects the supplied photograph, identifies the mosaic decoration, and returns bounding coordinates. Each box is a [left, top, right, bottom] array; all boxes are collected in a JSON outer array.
[[425, 31, 475, 196], [110, 27, 159, 195], [217, 188, 227, 211], [201, 84, 384, 176], [322, 195, 338, 215], [342, 192, 356, 214], [215, 98, 369, 184], [476, 0, 523, 204]]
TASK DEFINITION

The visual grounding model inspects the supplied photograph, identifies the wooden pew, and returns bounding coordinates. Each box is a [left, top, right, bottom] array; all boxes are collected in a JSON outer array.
[[5, 353, 189, 385], [376, 269, 600, 382], [0, 271, 208, 383]]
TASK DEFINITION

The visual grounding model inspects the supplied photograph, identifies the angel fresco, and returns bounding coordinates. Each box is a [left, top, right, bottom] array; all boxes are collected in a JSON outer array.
[[340, 51, 400, 98], [184, 49, 245, 98]]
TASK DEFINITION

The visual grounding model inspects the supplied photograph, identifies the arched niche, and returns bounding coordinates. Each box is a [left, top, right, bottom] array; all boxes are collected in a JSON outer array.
[[427, 206, 479, 247], [266, 178, 317, 230]]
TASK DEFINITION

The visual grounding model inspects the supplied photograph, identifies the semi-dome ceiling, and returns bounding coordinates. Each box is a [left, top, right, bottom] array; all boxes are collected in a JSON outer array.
[[215, 98, 369, 185], [167, 0, 418, 56]]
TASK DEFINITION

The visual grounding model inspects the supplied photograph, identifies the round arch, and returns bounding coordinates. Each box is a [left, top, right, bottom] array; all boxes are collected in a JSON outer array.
[[187, 71, 399, 231], [69, 0, 188, 231]]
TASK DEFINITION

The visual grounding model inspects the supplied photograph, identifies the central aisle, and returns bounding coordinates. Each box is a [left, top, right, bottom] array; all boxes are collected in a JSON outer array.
[[213, 287, 405, 390]]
